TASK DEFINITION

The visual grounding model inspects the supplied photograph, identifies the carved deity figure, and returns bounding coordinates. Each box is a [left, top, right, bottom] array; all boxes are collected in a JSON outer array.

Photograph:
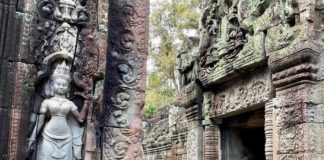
[[28, 61, 87, 160], [199, 0, 222, 68]]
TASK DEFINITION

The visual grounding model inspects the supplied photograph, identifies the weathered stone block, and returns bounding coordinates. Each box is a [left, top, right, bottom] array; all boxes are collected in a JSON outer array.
[[274, 103, 323, 128], [277, 124, 305, 154], [275, 84, 313, 107], [8, 13, 36, 64], [0, 62, 15, 108], [10, 62, 36, 110], [0, 62, 36, 110], [8, 108, 30, 160], [276, 122, 324, 155], [172, 81, 203, 108], [0, 3, 14, 72], [102, 127, 144, 160], [187, 127, 203, 160], [0, 108, 10, 159], [278, 153, 324, 160], [269, 40, 321, 73], [304, 123, 324, 154]]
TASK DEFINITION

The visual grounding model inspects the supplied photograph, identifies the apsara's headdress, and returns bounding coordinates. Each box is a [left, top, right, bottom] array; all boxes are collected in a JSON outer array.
[[51, 61, 72, 82], [59, 0, 78, 6]]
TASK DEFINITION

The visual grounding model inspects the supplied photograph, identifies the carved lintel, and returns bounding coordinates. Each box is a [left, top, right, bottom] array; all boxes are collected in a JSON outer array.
[[209, 68, 272, 117]]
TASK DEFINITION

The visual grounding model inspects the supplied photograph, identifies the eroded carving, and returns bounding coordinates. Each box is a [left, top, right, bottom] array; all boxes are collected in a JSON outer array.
[[198, 0, 269, 86], [28, 61, 87, 160], [38, 0, 89, 24], [103, 127, 144, 160], [103, 0, 149, 159], [208, 69, 271, 116]]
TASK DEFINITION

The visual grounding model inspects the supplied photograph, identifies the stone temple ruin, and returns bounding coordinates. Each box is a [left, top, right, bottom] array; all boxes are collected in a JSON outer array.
[[0, 0, 323, 160], [143, 0, 324, 160]]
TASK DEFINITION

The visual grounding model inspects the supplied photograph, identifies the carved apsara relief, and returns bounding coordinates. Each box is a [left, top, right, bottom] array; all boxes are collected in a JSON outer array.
[[27, 0, 98, 159]]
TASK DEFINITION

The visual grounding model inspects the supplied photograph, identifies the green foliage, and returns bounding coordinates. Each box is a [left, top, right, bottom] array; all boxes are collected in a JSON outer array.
[[144, 0, 201, 116]]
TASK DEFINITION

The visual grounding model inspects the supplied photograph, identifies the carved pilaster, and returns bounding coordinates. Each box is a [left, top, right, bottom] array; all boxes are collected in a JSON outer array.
[[102, 0, 149, 159], [268, 1, 324, 159], [203, 124, 220, 160], [202, 91, 220, 160], [186, 105, 203, 160], [265, 100, 274, 160]]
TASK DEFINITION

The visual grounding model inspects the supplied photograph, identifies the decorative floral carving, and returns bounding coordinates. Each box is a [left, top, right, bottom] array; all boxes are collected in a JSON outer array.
[[102, 0, 148, 159], [103, 127, 144, 160], [111, 92, 130, 110], [52, 22, 77, 54], [122, 4, 144, 27], [208, 70, 271, 117], [278, 125, 304, 153], [38, 0, 89, 24]]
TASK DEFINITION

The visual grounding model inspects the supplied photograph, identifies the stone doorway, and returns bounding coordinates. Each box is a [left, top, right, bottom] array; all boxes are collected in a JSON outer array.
[[220, 109, 265, 160]]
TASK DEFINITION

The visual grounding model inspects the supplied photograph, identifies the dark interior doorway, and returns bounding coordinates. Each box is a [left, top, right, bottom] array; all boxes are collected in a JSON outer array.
[[220, 109, 265, 160]]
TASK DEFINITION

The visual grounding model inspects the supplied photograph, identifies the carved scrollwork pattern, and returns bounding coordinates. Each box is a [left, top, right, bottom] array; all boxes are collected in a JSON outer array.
[[103, 0, 148, 159]]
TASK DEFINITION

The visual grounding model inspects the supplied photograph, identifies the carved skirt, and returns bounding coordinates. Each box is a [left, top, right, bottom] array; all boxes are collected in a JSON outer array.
[[36, 133, 73, 160]]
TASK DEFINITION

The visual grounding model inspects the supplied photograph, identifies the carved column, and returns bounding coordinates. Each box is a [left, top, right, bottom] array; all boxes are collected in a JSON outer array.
[[102, 0, 149, 159], [265, 100, 274, 160], [202, 92, 220, 160], [203, 124, 219, 160]]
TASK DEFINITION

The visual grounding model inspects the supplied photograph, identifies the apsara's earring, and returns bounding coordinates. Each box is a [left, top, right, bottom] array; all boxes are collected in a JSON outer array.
[[50, 82, 54, 97]]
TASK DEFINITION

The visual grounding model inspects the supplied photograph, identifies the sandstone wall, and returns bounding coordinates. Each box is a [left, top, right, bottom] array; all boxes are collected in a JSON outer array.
[[0, 0, 109, 159]]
